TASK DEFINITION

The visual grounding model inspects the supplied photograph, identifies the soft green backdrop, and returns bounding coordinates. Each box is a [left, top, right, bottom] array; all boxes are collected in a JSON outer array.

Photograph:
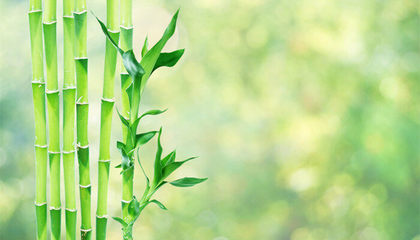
[[0, 0, 419, 239]]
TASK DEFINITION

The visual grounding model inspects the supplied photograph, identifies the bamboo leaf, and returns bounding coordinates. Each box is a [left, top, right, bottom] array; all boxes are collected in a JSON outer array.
[[149, 199, 167, 210], [161, 157, 197, 180], [139, 109, 167, 120], [140, 10, 180, 92], [153, 128, 163, 185], [136, 149, 150, 185], [94, 14, 123, 55], [141, 36, 148, 57], [117, 109, 130, 128], [161, 150, 176, 167], [122, 50, 145, 80], [127, 197, 141, 222], [136, 131, 157, 147], [170, 177, 207, 187], [112, 217, 128, 227], [152, 49, 185, 73]]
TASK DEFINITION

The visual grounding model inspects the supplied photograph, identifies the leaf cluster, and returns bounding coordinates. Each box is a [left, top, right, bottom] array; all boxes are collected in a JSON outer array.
[[95, 10, 207, 239]]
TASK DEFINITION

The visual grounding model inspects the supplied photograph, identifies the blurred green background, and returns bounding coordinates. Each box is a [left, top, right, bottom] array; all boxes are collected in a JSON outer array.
[[0, 0, 419, 239]]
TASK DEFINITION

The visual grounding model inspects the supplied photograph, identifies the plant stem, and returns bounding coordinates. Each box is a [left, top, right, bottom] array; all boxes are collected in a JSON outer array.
[[96, 0, 120, 239], [63, 0, 77, 238], [120, 0, 134, 223], [43, 0, 61, 239], [74, 0, 91, 239], [29, 0, 47, 239]]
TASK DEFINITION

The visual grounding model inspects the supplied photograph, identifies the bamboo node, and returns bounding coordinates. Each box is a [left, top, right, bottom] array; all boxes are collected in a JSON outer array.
[[74, 57, 88, 60], [78, 144, 89, 149], [66, 208, 77, 212], [101, 98, 115, 103], [49, 206, 61, 210], [63, 86, 76, 90], [80, 228, 92, 232], [108, 29, 120, 33], [43, 21, 57, 25], [63, 150, 76, 154], [96, 215, 108, 218], [35, 202, 47, 206], [74, 10, 88, 15], [63, 15, 74, 18], [121, 199, 131, 204], [98, 159, 111, 162], [46, 89, 60, 94], [80, 184, 91, 188], [48, 151, 61, 155], [28, 9, 42, 14], [35, 144, 48, 148], [31, 80, 45, 84], [120, 25, 134, 30]]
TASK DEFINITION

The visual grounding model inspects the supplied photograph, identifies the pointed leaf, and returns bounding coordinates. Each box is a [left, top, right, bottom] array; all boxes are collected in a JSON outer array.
[[117, 109, 130, 128], [136, 131, 157, 147], [122, 50, 145, 80], [94, 14, 123, 55], [161, 157, 197, 180], [127, 197, 141, 221], [139, 109, 167, 121], [170, 177, 208, 187], [149, 199, 167, 210], [112, 217, 128, 227], [136, 149, 150, 185], [153, 49, 185, 73], [141, 36, 148, 57], [161, 150, 176, 167], [140, 10, 180, 92], [153, 128, 163, 185]]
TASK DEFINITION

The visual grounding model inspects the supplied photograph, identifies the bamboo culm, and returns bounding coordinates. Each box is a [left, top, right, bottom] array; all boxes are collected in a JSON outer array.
[[119, 0, 134, 223], [29, 0, 48, 239], [74, 0, 91, 239], [63, 0, 77, 238], [96, 0, 120, 238], [43, 0, 61, 239]]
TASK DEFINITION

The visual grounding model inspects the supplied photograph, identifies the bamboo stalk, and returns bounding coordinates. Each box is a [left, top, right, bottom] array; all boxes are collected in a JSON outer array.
[[63, 0, 77, 238], [29, 0, 48, 238], [43, 0, 61, 239], [119, 0, 134, 223], [96, 0, 120, 239], [74, 0, 91, 239]]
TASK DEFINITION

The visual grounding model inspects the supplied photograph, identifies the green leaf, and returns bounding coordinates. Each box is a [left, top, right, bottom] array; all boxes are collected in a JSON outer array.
[[136, 149, 150, 185], [161, 157, 197, 180], [112, 217, 128, 227], [141, 36, 148, 57], [170, 177, 208, 187], [139, 109, 167, 120], [117, 141, 126, 151], [153, 128, 163, 185], [136, 131, 157, 147], [117, 146, 132, 173], [122, 50, 145, 80], [139, 10, 180, 92], [94, 14, 123, 55], [161, 150, 176, 167], [153, 49, 185, 73], [117, 109, 130, 128], [125, 83, 134, 110], [127, 197, 141, 222], [149, 199, 167, 210]]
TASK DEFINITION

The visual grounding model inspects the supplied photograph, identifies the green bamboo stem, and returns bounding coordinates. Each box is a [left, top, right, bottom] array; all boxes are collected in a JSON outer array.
[[119, 0, 134, 223], [96, 0, 120, 238], [74, 0, 91, 239], [43, 0, 61, 239], [29, 0, 47, 239], [63, 0, 77, 238]]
